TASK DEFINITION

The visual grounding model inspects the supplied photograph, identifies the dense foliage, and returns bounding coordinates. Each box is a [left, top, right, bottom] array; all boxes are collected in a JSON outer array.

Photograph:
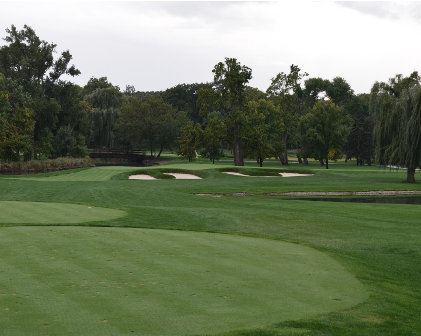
[[1, 24, 420, 179]]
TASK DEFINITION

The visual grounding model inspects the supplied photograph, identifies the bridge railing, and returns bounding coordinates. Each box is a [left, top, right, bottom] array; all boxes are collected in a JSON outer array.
[[88, 148, 146, 155]]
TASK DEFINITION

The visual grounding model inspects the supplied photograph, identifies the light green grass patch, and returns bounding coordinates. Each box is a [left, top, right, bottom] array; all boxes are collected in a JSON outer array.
[[0, 202, 126, 224], [8, 166, 139, 182], [0, 226, 367, 336]]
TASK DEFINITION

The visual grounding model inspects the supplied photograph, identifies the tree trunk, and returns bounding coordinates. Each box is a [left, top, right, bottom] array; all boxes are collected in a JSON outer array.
[[325, 156, 329, 169], [233, 122, 244, 166], [319, 159, 324, 166], [279, 152, 286, 165], [407, 167, 416, 183], [282, 129, 288, 165], [238, 139, 244, 166], [156, 140, 167, 159], [303, 157, 309, 165], [259, 157, 263, 167], [297, 151, 302, 164], [367, 158, 372, 166]]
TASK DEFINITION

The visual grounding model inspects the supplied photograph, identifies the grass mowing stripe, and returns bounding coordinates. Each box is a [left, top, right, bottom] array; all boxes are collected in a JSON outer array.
[[0, 226, 367, 336], [0, 202, 126, 224]]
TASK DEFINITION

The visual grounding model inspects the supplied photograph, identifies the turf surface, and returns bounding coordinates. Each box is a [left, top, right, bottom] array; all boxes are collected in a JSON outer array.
[[0, 201, 126, 224], [0, 159, 420, 335], [0, 226, 366, 336]]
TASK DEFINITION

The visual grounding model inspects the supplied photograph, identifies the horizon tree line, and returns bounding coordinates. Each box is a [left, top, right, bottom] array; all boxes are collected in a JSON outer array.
[[1, 24, 420, 181]]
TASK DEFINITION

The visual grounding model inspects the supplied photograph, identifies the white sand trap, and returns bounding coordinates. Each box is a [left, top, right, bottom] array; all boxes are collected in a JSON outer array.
[[222, 172, 278, 177], [279, 172, 314, 177], [163, 173, 202, 179], [222, 172, 314, 177], [223, 172, 251, 176], [129, 174, 157, 180]]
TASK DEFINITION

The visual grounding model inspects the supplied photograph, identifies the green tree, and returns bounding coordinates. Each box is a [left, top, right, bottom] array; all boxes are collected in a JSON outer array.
[[199, 58, 252, 166], [300, 100, 352, 169], [345, 94, 374, 165], [32, 98, 60, 146], [267, 64, 308, 165], [0, 105, 35, 162], [370, 72, 421, 182], [161, 83, 212, 124], [243, 99, 284, 167], [177, 121, 203, 162], [0, 24, 80, 98], [117, 97, 186, 156], [201, 115, 226, 164]]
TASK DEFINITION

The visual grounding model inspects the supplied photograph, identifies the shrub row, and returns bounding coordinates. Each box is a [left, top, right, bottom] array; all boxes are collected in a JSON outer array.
[[0, 156, 96, 172]]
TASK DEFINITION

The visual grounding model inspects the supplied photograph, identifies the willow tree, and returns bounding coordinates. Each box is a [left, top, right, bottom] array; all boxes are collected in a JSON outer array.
[[371, 72, 421, 182]]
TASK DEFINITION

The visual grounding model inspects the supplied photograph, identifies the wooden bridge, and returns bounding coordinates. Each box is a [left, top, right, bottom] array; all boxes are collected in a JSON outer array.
[[88, 148, 147, 163]]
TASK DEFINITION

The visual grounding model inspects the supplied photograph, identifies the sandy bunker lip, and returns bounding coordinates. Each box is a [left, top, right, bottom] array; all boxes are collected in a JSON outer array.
[[129, 173, 202, 180], [129, 174, 157, 180]]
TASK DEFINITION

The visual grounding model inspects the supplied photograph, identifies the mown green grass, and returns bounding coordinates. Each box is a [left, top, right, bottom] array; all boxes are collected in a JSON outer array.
[[0, 201, 126, 224], [0, 160, 420, 335], [0, 226, 366, 336]]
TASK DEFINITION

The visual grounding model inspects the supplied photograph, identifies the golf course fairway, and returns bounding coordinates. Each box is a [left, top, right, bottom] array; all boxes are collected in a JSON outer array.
[[0, 201, 126, 224], [0, 226, 367, 336]]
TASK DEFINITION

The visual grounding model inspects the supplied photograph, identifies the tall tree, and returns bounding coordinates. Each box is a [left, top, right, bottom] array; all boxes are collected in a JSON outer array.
[[267, 64, 308, 165], [300, 99, 352, 169], [0, 24, 80, 99], [177, 121, 203, 162], [345, 94, 374, 165], [371, 72, 421, 182], [117, 97, 186, 156], [201, 114, 226, 164], [199, 57, 252, 166], [242, 99, 284, 167], [0, 25, 88, 160], [161, 83, 212, 124]]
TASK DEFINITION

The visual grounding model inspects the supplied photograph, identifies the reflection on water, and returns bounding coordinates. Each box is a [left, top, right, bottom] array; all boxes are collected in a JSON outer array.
[[286, 195, 421, 205]]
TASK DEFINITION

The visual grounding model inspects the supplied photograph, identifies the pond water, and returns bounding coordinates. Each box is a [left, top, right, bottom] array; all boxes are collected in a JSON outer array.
[[286, 195, 421, 205]]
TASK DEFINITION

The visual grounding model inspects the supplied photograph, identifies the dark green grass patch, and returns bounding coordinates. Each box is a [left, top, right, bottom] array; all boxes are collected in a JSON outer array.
[[0, 226, 366, 336], [0, 201, 126, 224]]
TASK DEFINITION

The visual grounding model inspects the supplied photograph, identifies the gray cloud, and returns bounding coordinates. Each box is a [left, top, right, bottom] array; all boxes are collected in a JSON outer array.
[[336, 1, 421, 23]]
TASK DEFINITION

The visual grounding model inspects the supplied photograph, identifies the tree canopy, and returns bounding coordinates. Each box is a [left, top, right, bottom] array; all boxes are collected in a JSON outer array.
[[371, 72, 421, 182]]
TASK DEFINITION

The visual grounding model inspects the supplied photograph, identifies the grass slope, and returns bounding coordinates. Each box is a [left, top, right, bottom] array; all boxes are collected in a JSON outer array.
[[0, 159, 420, 335]]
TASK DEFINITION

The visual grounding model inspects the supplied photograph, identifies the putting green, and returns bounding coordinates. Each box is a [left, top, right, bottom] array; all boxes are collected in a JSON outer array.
[[0, 202, 126, 224], [0, 226, 368, 336]]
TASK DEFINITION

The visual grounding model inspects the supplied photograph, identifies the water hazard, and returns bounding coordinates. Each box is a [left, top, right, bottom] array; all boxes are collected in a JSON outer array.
[[286, 195, 421, 204]]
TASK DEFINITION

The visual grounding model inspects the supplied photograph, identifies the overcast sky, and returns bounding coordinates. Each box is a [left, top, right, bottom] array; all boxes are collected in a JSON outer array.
[[1, 1, 420, 94]]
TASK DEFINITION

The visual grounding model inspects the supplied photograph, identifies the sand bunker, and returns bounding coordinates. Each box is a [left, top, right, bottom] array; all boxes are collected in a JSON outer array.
[[163, 173, 202, 179], [129, 174, 157, 180], [222, 172, 314, 177], [222, 172, 272, 177], [280, 172, 314, 177]]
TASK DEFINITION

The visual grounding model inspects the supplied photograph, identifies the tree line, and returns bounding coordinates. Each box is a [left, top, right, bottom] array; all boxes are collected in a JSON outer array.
[[1, 25, 420, 182]]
